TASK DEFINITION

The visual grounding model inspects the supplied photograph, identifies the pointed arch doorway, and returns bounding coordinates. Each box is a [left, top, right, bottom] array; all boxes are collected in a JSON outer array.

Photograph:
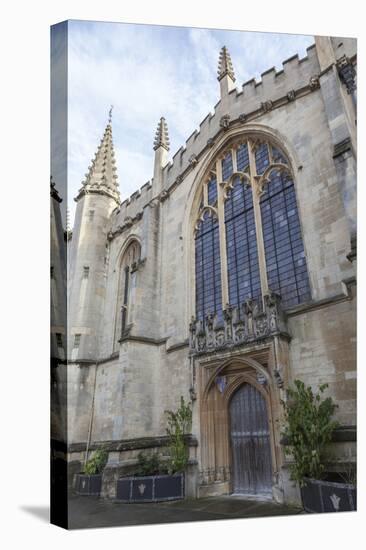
[[229, 383, 272, 495]]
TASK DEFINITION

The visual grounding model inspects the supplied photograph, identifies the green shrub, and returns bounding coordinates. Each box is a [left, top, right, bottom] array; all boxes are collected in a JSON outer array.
[[135, 452, 168, 476], [165, 396, 192, 474], [281, 380, 339, 486], [84, 448, 108, 475]]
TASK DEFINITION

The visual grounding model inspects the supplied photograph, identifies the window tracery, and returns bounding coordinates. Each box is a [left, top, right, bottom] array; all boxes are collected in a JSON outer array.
[[194, 137, 310, 321]]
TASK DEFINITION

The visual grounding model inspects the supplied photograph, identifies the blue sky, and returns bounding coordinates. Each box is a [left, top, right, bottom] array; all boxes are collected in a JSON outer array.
[[61, 20, 314, 224]]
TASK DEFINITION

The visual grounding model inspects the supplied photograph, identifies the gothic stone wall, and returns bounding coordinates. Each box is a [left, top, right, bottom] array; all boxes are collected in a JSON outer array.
[[67, 42, 356, 496], [66, 345, 191, 446], [288, 295, 356, 428]]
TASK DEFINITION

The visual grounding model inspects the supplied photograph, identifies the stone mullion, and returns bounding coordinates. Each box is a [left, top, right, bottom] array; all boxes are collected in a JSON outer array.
[[232, 146, 238, 173], [216, 158, 229, 308], [203, 180, 208, 206], [248, 140, 269, 304]]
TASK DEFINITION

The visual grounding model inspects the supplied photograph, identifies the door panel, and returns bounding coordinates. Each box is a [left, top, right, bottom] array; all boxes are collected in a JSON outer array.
[[230, 383, 272, 494]]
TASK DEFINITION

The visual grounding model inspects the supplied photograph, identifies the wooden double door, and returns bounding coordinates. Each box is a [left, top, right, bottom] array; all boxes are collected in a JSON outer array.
[[229, 383, 272, 495]]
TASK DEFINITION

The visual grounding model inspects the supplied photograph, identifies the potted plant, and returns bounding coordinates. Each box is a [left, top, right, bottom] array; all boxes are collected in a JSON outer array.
[[74, 448, 108, 496], [165, 395, 192, 475], [282, 380, 356, 512], [116, 396, 192, 502]]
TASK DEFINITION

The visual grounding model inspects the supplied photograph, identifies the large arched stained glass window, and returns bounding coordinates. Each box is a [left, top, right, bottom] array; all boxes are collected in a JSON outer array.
[[195, 208, 222, 322], [193, 136, 311, 323]]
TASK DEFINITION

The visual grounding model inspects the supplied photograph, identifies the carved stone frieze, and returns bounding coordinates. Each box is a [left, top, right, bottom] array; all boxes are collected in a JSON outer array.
[[189, 291, 289, 355], [287, 89, 296, 102], [238, 113, 247, 123]]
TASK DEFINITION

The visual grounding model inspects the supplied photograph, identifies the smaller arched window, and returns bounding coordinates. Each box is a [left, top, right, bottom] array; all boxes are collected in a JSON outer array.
[[114, 240, 141, 348]]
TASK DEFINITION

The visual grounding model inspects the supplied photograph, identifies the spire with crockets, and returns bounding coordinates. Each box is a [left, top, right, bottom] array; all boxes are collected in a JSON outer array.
[[153, 117, 170, 151], [217, 46, 236, 98], [75, 106, 120, 204], [152, 117, 170, 195]]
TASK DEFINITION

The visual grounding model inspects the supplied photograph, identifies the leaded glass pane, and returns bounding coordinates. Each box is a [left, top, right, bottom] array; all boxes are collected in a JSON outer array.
[[255, 142, 270, 175], [207, 176, 217, 205], [225, 177, 261, 308], [271, 145, 288, 164], [195, 211, 222, 321], [236, 143, 249, 172], [260, 171, 311, 308], [222, 151, 233, 181]]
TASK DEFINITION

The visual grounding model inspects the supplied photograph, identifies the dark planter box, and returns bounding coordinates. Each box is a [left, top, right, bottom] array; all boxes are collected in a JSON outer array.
[[74, 473, 102, 496], [116, 473, 184, 502], [301, 478, 357, 513]]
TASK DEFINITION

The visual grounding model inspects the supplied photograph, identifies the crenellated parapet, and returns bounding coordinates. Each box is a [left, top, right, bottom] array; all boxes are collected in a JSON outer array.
[[189, 291, 290, 355], [162, 44, 320, 190], [105, 40, 356, 236]]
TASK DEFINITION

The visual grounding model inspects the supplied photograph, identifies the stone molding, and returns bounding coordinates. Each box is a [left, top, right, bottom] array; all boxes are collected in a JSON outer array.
[[286, 277, 355, 317], [52, 434, 198, 454], [107, 210, 144, 241], [119, 334, 168, 346]]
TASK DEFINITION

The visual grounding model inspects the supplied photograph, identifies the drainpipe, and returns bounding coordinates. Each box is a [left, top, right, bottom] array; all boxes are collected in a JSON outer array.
[[84, 361, 98, 469]]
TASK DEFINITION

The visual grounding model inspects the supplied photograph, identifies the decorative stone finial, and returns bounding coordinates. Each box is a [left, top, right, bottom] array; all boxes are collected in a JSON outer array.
[[217, 46, 236, 82], [153, 117, 170, 151], [75, 116, 120, 204], [108, 104, 113, 124]]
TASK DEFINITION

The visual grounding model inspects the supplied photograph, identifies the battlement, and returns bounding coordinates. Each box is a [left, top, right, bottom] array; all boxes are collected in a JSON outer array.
[[111, 43, 320, 227], [110, 180, 153, 230], [163, 43, 319, 187]]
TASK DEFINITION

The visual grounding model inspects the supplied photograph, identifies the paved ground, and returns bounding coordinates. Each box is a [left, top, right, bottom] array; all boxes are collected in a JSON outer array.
[[68, 494, 303, 530]]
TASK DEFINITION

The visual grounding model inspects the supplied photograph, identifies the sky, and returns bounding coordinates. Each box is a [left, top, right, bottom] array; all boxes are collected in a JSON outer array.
[[52, 20, 314, 225]]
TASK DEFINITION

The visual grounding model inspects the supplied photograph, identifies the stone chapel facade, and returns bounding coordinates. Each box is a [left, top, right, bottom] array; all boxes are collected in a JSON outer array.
[[51, 35, 357, 505]]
